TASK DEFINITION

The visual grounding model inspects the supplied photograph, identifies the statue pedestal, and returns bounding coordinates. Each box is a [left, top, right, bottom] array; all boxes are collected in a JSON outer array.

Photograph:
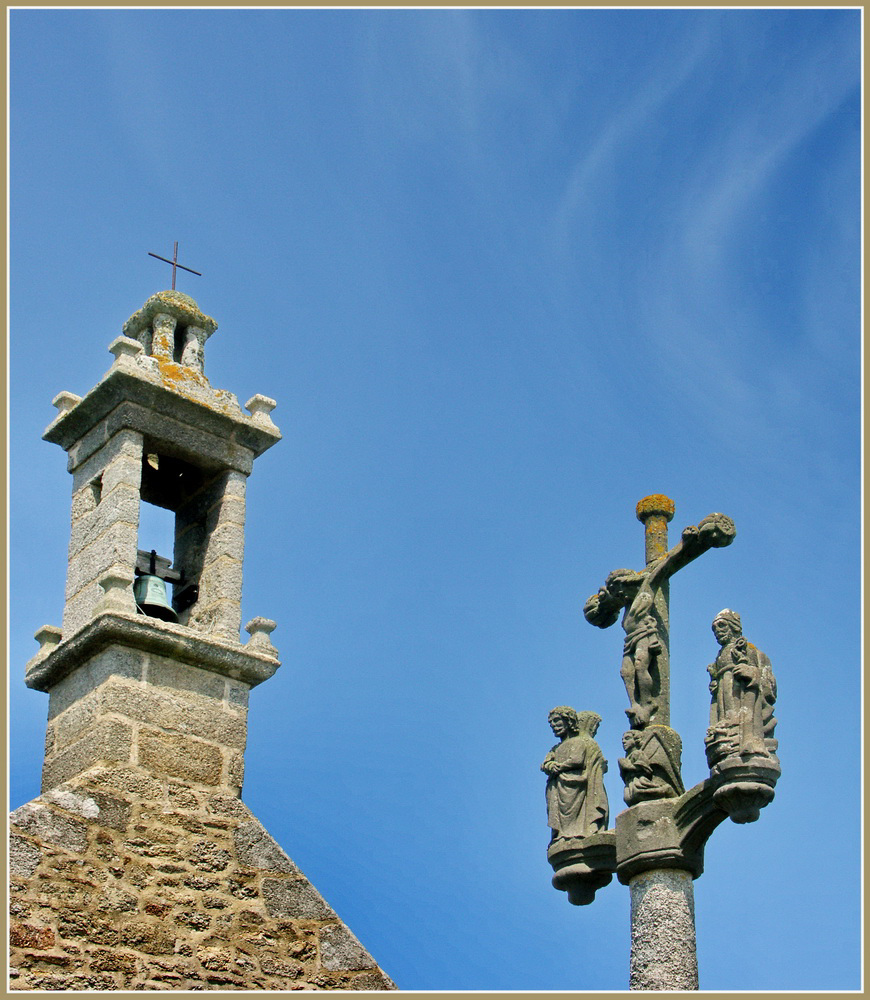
[[709, 751, 781, 824], [547, 830, 616, 905]]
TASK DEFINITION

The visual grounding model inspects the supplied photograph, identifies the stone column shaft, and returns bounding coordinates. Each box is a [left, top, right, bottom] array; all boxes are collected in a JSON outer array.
[[635, 495, 675, 728], [151, 312, 177, 359], [629, 868, 698, 990], [62, 429, 144, 635]]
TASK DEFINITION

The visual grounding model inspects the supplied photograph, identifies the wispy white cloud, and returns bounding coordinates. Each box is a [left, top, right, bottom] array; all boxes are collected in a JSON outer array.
[[359, 11, 546, 170], [674, 25, 858, 291], [551, 19, 719, 254], [634, 18, 859, 451]]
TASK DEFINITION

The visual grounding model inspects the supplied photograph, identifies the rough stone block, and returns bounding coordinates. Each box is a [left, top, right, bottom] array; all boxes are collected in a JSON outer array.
[[69, 485, 140, 558], [48, 646, 144, 719], [89, 949, 139, 974], [79, 764, 163, 800], [206, 495, 247, 531], [187, 839, 232, 873], [69, 426, 144, 486], [44, 786, 132, 832], [48, 695, 99, 749], [61, 579, 104, 637], [43, 787, 101, 819], [65, 421, 110, 474], [226, 750, 245, 790], [70, 482, 100, 522], [9, 835, 42, 877], [204, 522, 246, 564], [42, 718, 135, 790], [9, 923, 56, 950], [233, 820, 298, 874], [10, 801, 89, 853], [319, 924, 378, 972], [197, 556, 244, 604], [98, 453, 145, 498], [99, 678, 248, 750], [207, 794, 251, 819], [225, 682, 249, 709], [219, 469, 248, 501], [187, 599, 242, 641], [348, 970, 396, 990], [64, 520, 139, 601], [119, 922, 176, 956], [137, 729, 223, 786], [146, 655, 225, 702], [262, 878, 336, 920]]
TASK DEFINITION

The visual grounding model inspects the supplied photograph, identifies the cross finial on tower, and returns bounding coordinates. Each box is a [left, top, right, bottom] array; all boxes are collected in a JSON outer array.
[[147, 241, 202, 290]]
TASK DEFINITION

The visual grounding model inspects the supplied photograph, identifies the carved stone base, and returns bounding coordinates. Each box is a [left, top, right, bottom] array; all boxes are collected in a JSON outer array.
[[616, 797, 704, 885], [547, 830, 617, 905], [709, 752, 781, 824]]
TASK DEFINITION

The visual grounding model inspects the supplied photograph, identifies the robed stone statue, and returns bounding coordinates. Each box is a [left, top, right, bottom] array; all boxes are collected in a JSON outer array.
[[705, 609, 777, 765], [542, 707, 609, 840]]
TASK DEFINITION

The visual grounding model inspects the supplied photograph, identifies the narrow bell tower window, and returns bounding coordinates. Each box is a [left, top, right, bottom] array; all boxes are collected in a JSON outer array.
[[173, 325, 187, 364], [88, 475, 103, 507]]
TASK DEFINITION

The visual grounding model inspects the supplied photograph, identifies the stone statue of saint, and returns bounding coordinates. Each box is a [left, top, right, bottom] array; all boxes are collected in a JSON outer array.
[[542, 707, 609, 841], [617, 727, 685, 806], [705, 609, 777, 764]]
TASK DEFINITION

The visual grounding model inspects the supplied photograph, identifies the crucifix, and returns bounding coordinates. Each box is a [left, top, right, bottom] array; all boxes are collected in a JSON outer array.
[[583, 495, 736, 729], [542, 495, 780, 990], [148, 241, 202, 290]]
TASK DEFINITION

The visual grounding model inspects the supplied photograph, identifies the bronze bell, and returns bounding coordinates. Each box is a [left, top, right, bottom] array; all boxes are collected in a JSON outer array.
[[133, 572, 178, 622], [133, 549, 178, 622]]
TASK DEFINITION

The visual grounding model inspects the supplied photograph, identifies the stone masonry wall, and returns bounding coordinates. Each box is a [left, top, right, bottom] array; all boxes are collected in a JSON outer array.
[[41, 645, 250, 796], [10, 769, 395, 991]]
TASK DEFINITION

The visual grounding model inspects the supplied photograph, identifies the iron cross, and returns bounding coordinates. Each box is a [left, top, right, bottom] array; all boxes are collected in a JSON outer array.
[[148, 242, 202, 290]]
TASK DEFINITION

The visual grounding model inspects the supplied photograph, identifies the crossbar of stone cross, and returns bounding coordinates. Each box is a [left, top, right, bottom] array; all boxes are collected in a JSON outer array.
[[148, 241, 202, 291]]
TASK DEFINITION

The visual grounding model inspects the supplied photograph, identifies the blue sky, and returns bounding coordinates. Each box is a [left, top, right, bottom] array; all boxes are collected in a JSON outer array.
[[9, 8, 861, 991]]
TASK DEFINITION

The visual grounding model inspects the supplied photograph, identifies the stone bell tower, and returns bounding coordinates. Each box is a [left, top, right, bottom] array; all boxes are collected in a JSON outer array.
[[10, 291, 394, 991]]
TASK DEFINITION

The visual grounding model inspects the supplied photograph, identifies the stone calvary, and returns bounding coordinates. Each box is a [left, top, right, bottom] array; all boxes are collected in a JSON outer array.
[[542, 495, 780, 990]]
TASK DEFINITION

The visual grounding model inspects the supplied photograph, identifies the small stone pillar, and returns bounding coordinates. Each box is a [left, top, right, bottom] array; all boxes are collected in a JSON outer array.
[[151, 311, 177, 359], [629, 869, 698, 990], [181, 325, 207, 371]]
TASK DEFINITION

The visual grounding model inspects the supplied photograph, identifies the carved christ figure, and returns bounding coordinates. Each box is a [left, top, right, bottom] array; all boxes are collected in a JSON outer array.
[[541, 708, 609, 840], [616, 575, 661, 728], [584, 512, 736, 728], [707, 609, 777, 759]]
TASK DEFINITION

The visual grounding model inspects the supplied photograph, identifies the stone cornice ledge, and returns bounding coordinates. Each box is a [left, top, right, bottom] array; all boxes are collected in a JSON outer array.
[[43, 368, 280, 459], [25, 612, 281, 693]]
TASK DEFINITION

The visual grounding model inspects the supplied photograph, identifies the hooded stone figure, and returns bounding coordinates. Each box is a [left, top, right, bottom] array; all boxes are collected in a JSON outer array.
[[542, 707, 609, 840]]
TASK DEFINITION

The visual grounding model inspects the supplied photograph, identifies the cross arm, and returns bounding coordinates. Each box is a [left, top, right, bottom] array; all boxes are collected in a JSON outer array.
[[646, 512, 736, 589]]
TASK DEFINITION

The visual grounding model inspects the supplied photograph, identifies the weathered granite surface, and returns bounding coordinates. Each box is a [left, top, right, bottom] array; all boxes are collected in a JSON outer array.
[[584, 499, 736, 730], [12, 293, 394, 991], [542, 707, 609, 840], [9, 771, 395, 991], [629, 868, 698, 990]]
